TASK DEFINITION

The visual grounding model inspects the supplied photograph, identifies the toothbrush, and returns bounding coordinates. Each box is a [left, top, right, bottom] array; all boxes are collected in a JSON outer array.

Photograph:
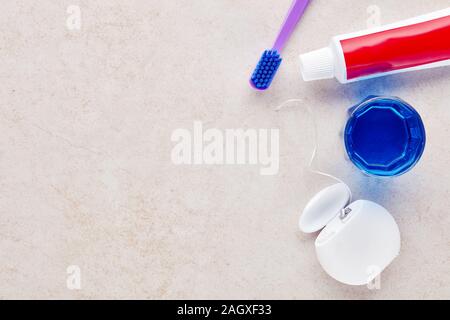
[[250, 0, 310, 90]]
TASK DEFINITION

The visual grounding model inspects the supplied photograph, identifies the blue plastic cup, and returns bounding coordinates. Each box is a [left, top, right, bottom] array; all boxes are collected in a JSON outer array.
[[344, 96, 426, 177]]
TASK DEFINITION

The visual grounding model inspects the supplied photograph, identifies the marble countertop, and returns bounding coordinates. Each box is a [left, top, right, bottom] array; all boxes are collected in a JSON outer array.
[[1, 0, 449, 299]]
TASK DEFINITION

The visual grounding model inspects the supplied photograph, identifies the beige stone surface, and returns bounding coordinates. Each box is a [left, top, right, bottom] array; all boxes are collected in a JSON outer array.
[[0, 0, 449, 299]]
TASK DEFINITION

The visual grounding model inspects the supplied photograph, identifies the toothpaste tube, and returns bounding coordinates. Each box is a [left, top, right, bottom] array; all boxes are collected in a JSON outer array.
[[299, 8, 450, 83]]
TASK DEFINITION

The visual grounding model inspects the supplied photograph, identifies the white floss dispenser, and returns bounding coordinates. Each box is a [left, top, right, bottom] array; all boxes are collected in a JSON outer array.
[[299, 183, 401, 285]]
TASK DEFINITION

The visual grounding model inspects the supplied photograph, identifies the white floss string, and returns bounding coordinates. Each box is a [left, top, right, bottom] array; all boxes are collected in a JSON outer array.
[[273, 98, 352, 202]]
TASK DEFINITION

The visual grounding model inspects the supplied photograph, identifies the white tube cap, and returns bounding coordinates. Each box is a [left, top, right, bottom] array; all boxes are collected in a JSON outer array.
[[299, 47, 335, 81]]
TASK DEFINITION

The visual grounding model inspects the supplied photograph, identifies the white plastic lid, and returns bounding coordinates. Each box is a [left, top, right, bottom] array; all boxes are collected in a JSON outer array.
[[299, 183, 351, 233], [299, 47, 335, 81]]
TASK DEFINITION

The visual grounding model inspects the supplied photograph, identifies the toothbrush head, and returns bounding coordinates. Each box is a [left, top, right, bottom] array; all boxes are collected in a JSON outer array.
[[249, 49, 282, 90]]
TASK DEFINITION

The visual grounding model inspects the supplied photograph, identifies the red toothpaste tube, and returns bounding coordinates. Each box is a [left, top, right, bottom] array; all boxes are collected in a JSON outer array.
[[299, 8, 450, 83]]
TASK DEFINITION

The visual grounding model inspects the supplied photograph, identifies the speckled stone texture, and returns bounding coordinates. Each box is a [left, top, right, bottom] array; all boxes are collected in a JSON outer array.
[[0, 0, 449, 299]]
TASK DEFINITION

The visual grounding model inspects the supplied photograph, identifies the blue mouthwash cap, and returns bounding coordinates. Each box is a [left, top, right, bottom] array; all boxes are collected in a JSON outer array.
[[344, 96, 426, 177]]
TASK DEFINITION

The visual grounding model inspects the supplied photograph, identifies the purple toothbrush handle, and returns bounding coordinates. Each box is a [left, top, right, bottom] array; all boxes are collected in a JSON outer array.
[[273, 0, 310, 52]]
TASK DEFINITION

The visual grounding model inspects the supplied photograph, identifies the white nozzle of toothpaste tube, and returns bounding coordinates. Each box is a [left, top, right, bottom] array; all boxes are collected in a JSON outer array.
[[299, 47, 336, 81]]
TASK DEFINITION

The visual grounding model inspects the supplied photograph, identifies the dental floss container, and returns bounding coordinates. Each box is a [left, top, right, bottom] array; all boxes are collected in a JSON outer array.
[[299, 183, 401, 285]]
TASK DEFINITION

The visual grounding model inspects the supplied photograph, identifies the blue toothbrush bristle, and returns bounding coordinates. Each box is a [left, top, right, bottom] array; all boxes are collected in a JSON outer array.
[[250, 50, 282, 90]]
